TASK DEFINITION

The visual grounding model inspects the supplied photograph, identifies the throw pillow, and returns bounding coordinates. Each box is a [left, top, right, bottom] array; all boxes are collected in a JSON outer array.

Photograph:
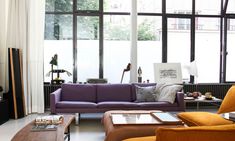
[[135, 85, 157, 102], [156, 83, 183, 104]]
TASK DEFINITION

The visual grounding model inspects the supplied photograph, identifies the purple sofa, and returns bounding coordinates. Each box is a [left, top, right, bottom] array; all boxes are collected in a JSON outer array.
[[50, 83, 185, 114]]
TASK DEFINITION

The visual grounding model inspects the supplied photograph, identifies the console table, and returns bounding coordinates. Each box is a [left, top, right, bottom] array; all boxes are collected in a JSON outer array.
[[11, 114, 75, 141], [184, 96, 222, 110]]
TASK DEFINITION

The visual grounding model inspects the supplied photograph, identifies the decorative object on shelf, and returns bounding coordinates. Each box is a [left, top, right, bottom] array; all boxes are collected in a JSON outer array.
[[46, 54, 72, 84], [137, 67, 142, 83], [205, 92, 213, 100], [154, 63, 182, 84], [120, 63, 131, 83]]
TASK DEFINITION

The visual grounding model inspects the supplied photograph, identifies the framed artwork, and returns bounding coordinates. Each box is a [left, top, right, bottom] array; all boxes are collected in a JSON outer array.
[[153, 63, 182, 84]]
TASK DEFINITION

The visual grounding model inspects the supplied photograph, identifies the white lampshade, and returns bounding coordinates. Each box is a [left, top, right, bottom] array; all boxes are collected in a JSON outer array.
[[185, 60, 198, 77]]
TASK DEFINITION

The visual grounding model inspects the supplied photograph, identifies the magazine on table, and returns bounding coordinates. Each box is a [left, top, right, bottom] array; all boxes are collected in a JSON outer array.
[[150, 112, 183, 125], [35, 115, 64, 125], [31, 124, 57, 131]]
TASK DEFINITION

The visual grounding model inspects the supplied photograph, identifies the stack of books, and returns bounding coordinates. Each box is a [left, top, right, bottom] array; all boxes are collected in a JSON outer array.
[[31, 115, 64, 131]]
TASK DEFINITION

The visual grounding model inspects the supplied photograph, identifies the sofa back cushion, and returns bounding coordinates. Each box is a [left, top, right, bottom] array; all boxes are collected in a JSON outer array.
[[96, 84, 132, 102], [61, 84, 96, 102], [131, 83, 157, 101]]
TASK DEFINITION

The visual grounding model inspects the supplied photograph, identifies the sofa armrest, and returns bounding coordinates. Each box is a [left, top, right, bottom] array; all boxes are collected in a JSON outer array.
[[50, 88, 62, 114], [156, 124, 235, 141], [175, 92, 185, 111]]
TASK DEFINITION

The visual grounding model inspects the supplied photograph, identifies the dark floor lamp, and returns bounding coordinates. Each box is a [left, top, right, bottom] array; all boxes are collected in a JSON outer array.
[[120, 63, 131, 83]]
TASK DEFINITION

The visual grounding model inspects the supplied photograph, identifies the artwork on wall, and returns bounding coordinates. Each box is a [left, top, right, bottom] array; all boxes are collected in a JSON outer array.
[[154, 63, 182, 84]]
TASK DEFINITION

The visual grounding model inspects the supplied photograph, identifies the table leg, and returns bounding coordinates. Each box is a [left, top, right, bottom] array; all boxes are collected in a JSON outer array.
[[197, 102, 199, 110]]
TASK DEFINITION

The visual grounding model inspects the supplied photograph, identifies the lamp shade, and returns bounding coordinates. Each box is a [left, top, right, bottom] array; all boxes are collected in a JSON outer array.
[[185, 60, 198, 77]]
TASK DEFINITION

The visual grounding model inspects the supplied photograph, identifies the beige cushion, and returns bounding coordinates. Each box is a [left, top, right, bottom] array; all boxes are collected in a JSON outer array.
[[217, 85, 235, 114], [156, 83, 183, 104], [177, 112, 233, 126]]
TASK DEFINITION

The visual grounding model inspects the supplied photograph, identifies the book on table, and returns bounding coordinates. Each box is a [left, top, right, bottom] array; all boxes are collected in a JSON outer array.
[[31, 115, 63, 131], [150, 112, 183, 125]]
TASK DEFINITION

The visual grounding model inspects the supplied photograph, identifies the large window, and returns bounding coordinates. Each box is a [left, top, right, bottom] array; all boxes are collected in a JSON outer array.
[[226, 19, 235, 81], [104, 15, 130, 83], [137, 16, 162, 83], [167, 18, 191, 82], [195, 18, 220, 83], [44, 0, 235, 83]]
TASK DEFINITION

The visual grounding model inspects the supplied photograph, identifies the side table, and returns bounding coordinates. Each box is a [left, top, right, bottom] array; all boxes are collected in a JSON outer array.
[[184, 96, 222, 110], [0, 99, 9, 125]]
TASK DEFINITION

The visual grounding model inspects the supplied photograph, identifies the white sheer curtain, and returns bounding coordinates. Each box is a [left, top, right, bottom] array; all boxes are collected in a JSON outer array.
[[6, 0, 45, 113], [0, 0, 8, 95]]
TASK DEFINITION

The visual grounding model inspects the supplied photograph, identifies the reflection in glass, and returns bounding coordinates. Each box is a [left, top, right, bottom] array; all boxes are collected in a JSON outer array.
[[195, 18, 220, 83], [45, 15, 73, 40], [77, 0, 99, 11], [46, 0, 73, 12], [77, 16, 99, 82]]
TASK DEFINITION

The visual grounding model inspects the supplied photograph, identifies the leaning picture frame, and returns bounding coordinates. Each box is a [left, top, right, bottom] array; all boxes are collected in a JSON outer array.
[[153, 63, 182, 84]]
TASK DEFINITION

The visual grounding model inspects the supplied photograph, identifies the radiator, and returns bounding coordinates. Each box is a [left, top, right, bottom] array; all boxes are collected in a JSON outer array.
[[183, 83, 232, 99], [183, 83, 233, 108], [44, 84, 61, 110]]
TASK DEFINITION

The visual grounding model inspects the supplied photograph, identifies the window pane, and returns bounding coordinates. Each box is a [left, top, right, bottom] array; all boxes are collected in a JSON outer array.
[[166, 0, 192, 14], [46, 0, 73, 12], [138, 0, 161, 13], [227, 0, 235, 14], [44, 14, 73, 83], [226, 19, 235, 81], [77, 16, 99, 82], [167, 18, 191, 82], [104, 0, 130, 12], [77, 0, 99, 11], [196, 0, 220, 15], [45, 15, 72, 40], [104, 15, 130, 83], [195, 18, 220, 83], [137, 16, 162, 82]]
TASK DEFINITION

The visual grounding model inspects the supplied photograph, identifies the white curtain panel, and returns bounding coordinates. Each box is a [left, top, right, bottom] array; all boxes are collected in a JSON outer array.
[[7, 0, 45, 113], [0, 0, 8, 94]]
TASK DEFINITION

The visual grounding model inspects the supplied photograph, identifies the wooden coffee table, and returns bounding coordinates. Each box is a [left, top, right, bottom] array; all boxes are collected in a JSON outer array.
[[102, 110, 185, 141], [11, 114, 75, 141]]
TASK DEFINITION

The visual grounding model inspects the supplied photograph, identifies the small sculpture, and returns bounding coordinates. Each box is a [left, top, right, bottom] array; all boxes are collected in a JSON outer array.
[[137, 67, 142, 83], [121, 63, 131, 83], [46, 54, 72, 84]]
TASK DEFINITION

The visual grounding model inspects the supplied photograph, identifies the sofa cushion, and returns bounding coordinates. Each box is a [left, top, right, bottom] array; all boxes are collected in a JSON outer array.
[[96, 84, 132, 102], [157, 83, 183, 104], [97, 101, 139, 108], [177, 112, 233, 126], [132, 83, 156, 101], [56, 101, 97, 108], [137, 102, 178, 108], [217, 85, 235, 114], [61, 84, 96, 102], [135, 85, 157, 102]]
